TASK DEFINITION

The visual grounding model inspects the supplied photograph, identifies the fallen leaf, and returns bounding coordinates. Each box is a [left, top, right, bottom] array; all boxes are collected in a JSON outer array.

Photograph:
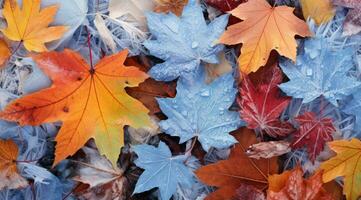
[[0, 39, 11, 67], [0, 139, 28, 190], [196, 128, 278, 200], [0, 49, 152, 167], [300, 0, 335, 25], [1, 0, 68, 52], [291, 112, 335, 162], [267, 166, 333, 200], [233, 183, 266, 200], [219, 0, 311, 74], [154, 0, 188, 16], [320, 139, 361, 200], [238, 64, 294, 137], [246, 140, 291, 159], [73, 146, 127, 200], [333, 0, 361, 35]]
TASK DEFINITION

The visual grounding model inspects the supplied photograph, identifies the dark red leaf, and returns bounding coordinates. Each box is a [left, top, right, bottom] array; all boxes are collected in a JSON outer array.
[[206, 0, 247, 12], [291, 112, 335, 162], [238, 65, 293, 137]]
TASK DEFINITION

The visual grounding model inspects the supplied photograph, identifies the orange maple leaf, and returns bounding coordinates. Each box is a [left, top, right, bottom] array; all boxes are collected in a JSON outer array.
[[0, 39, 11, 67], [0, 139, 27, 190], [219, 0, 311, 74], [196, 128, 278, 200], [0, 49, 152, 166], [267, 166, 333, 200], [1, 0, 68, 52]]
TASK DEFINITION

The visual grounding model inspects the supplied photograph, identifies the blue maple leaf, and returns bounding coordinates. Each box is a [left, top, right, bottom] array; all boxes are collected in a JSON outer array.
[[279, 20, 361, 106], [157, 71, 243, 151], [144, 0, 229, 81], [133, 142, 195, 200]]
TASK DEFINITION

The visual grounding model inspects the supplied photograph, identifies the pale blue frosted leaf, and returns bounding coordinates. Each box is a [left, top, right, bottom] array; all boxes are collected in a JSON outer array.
[[279, 20, 361, 106], [343, 91, 361, 132], [144, 0, 229, 81], [133, 142, 195, 200], [157, 71, 243, 151]]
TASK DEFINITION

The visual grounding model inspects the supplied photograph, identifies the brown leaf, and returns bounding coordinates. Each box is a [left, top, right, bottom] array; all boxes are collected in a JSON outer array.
[[0, 139, 28, 190], [196, 128, 279, 200], [233, 183, 266, 200], [154, 0, 188, 16]]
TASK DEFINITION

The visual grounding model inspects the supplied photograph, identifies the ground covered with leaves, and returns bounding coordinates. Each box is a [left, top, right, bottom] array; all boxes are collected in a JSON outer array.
[[0, 0, 360, 199]]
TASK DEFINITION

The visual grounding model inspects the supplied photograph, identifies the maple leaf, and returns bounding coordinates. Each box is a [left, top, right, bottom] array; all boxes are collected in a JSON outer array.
[[0, 39, 11, 67], [279, 34, 361, 106], [144, 0, 229, 81], [238, 64, 293, 137], [343, 90, 361, 131], [196, 128, 279, 200], [320, 139, 361, 200], [1, 0, 68, 52], [133, 141, 195, 200], [0, 139, 28, 190], [333, 0, 361, 35], [291, 112, 335, 162], [72, 146, 128, 199], [154, 0, 188, 16], [0, 49, 152, 166], [157, 72, 243, 151], [219, 0, 311, 74], [267, 166, 333, 200], [300, 0, 335, 25]]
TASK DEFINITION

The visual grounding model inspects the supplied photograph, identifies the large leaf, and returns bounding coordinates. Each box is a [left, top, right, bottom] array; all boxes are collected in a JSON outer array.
[[1, 0, 68, 52], [133, 141, 195, 200], [219, 0, 311, 74], [0, 49, 152, 166], [196, 128, 279, 200], [320, 139, 361, 200], [144, 0, 229, 81], [239, 64, 293, 137], [291, 112, 335, 162], [157, 72, 243, 151]]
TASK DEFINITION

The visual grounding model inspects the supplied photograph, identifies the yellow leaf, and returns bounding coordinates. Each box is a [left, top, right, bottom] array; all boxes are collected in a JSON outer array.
[[0, 49, 152, 167], [300, 0, 335, 25], [320, 139, 361, 200], [0, 139, 27, 190], [219, 0, 311, 74], [1, 0, 68, 52]]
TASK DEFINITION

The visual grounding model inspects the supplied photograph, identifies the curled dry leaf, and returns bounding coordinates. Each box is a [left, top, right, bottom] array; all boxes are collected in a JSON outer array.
[[267, 166, 333, 200], [219, 0, 311, 74], [246, 140, 291, 159], [154, 0, 189, 16], [196, 128, 278, 200], [0, 39, 11, 67], [1, 0, 68, 52], [0, 139, 28, 190], [0, 49, 152, 167]]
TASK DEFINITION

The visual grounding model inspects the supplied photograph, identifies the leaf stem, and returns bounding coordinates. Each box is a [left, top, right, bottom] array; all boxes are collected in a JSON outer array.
[[14, 158, 40, 163], [85, 26, 94, 71], [184, 137, 197, 158], [10, 41, 23, 58]]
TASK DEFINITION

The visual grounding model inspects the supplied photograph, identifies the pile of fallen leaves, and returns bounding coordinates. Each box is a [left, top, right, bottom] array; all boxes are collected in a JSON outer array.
[[0, 0, 360, 199]]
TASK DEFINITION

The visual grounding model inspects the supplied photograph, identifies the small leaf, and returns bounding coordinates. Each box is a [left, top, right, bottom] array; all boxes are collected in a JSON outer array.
[[0, 39, 11, 67], [154, 0, 189, 16], [246, 140, 291, 159], [0, 139, 28, 190], [300, 0, 335, 25]]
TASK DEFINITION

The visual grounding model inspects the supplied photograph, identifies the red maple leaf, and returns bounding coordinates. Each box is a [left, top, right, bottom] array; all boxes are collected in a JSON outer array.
[[238, 65, 293, 137], [291, 112, 335, 162]]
